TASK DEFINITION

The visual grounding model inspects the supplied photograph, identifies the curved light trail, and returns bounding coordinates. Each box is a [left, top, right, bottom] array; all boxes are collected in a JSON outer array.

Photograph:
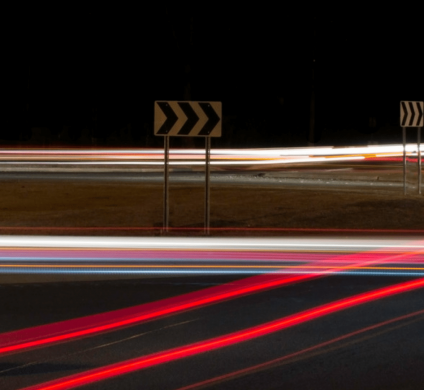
[[19, 277, 424, 390], [176, 308, 424, 390], [0, 273, 309, 356], [1, 236, 422, 356]]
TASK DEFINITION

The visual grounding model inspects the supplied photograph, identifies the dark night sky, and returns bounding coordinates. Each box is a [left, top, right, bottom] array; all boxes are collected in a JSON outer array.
[[4, 5, 424, 146]]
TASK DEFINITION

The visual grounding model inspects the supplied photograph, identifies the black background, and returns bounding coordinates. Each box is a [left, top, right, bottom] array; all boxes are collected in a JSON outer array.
[[3, 4, 424, 146]]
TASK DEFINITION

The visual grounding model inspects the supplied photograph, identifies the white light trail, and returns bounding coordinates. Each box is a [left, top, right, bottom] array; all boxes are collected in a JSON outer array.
[[0, 236, 423, 252], [0, 144, 422, 169]]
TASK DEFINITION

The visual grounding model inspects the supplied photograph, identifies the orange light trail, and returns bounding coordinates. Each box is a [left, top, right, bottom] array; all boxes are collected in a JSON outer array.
[[1, 264, 424, 271]]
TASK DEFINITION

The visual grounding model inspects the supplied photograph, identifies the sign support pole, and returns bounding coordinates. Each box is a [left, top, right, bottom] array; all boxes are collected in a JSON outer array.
[[418, 128, 422, 195], [163, 136, 170, 232], [403, 127, 407, 195], [155, 101, 222, 233], [205, 137, 211, 235], [400, 101, 424, 195]]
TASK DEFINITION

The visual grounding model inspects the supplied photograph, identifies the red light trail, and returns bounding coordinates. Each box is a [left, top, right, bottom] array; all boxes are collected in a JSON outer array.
[[176, 308, 424, 389], [19, 277, 424, 390], [0, 273, 310, 355], [1, 246, 421, 356], [1, 226, 424, 234]]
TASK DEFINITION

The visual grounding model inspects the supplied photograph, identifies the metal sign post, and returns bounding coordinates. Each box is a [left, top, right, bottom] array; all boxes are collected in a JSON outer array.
[[154, 101, 222, 234], [400, 101, 423, 196], [418, 127, 422, 195], [402, 127, 407, 195], [163, 136, 170, 232], [205, 137, 211, 234]]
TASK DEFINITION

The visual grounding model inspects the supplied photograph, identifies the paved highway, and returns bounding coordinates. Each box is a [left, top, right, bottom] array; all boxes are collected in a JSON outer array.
[[1, 236, 423, 389]]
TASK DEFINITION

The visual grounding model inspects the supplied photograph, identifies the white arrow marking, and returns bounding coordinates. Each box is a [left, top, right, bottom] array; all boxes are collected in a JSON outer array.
[[168, 102, 186, 135], [190, 103, 208, 136], [406, 101, 412, 126]]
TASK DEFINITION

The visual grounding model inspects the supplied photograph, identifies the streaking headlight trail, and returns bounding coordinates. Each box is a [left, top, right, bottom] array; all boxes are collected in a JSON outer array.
[[0, 144, 422, 168], [1, 236, 423, 276]]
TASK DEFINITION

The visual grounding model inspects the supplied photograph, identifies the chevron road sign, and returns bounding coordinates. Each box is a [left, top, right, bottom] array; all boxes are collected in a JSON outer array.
[[400, 101, 424, 127], [154, 101, 222, 137], [400, 101, 423, 196], [155, 101, 222, 234]]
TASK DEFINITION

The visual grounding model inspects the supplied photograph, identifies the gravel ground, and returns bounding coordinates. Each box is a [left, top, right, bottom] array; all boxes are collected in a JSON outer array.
[[0, 180, 422, 235]]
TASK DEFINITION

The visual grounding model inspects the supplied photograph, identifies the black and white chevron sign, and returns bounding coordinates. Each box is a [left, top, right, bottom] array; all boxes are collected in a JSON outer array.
[[400, 101, 424, 127], [154, 101, 222, 137]]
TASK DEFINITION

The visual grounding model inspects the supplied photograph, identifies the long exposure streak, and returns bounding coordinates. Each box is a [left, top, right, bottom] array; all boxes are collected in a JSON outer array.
[[2, 264, 424, 271], [176, 308, 424, 390], [1, 245, 422, 355], [0, 273, 310, 355], [1, 227, 424, 234], [20, 277, 424, 390], [0, 145, 422, 168]]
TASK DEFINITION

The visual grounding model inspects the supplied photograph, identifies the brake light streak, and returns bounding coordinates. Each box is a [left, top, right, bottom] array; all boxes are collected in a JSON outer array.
[[176, 308, 424, 390], [20, 277, 424, 390], [0, 274, 311, 355], [0, 237, 422, 356]]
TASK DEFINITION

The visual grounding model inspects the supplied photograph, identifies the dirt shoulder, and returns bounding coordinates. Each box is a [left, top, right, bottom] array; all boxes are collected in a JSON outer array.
[[0, 180, 423, 235]]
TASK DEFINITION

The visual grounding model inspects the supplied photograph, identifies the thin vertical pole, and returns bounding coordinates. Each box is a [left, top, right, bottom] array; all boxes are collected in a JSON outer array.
[[418, 128, 422, 195], [403, 127, 407, 195], [163, 136, 169, 232], [205, 137, 211, 235]]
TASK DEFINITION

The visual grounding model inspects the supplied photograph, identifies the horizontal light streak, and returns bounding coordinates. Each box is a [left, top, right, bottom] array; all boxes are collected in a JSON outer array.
[[0, 144, 422, 157], [21, 277, 424, 390], [1, 257, 423, 265], [0, 157, 366, 165], [0, 144, 422, 168], [2, 264, 424, 271], [3, 269, 424, 277], [1, 236, 423, 252]]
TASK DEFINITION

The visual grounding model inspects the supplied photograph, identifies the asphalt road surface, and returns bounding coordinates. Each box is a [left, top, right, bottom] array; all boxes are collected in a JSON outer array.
[[0, 147, 423, 389], [1, 271, 424, 389]]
